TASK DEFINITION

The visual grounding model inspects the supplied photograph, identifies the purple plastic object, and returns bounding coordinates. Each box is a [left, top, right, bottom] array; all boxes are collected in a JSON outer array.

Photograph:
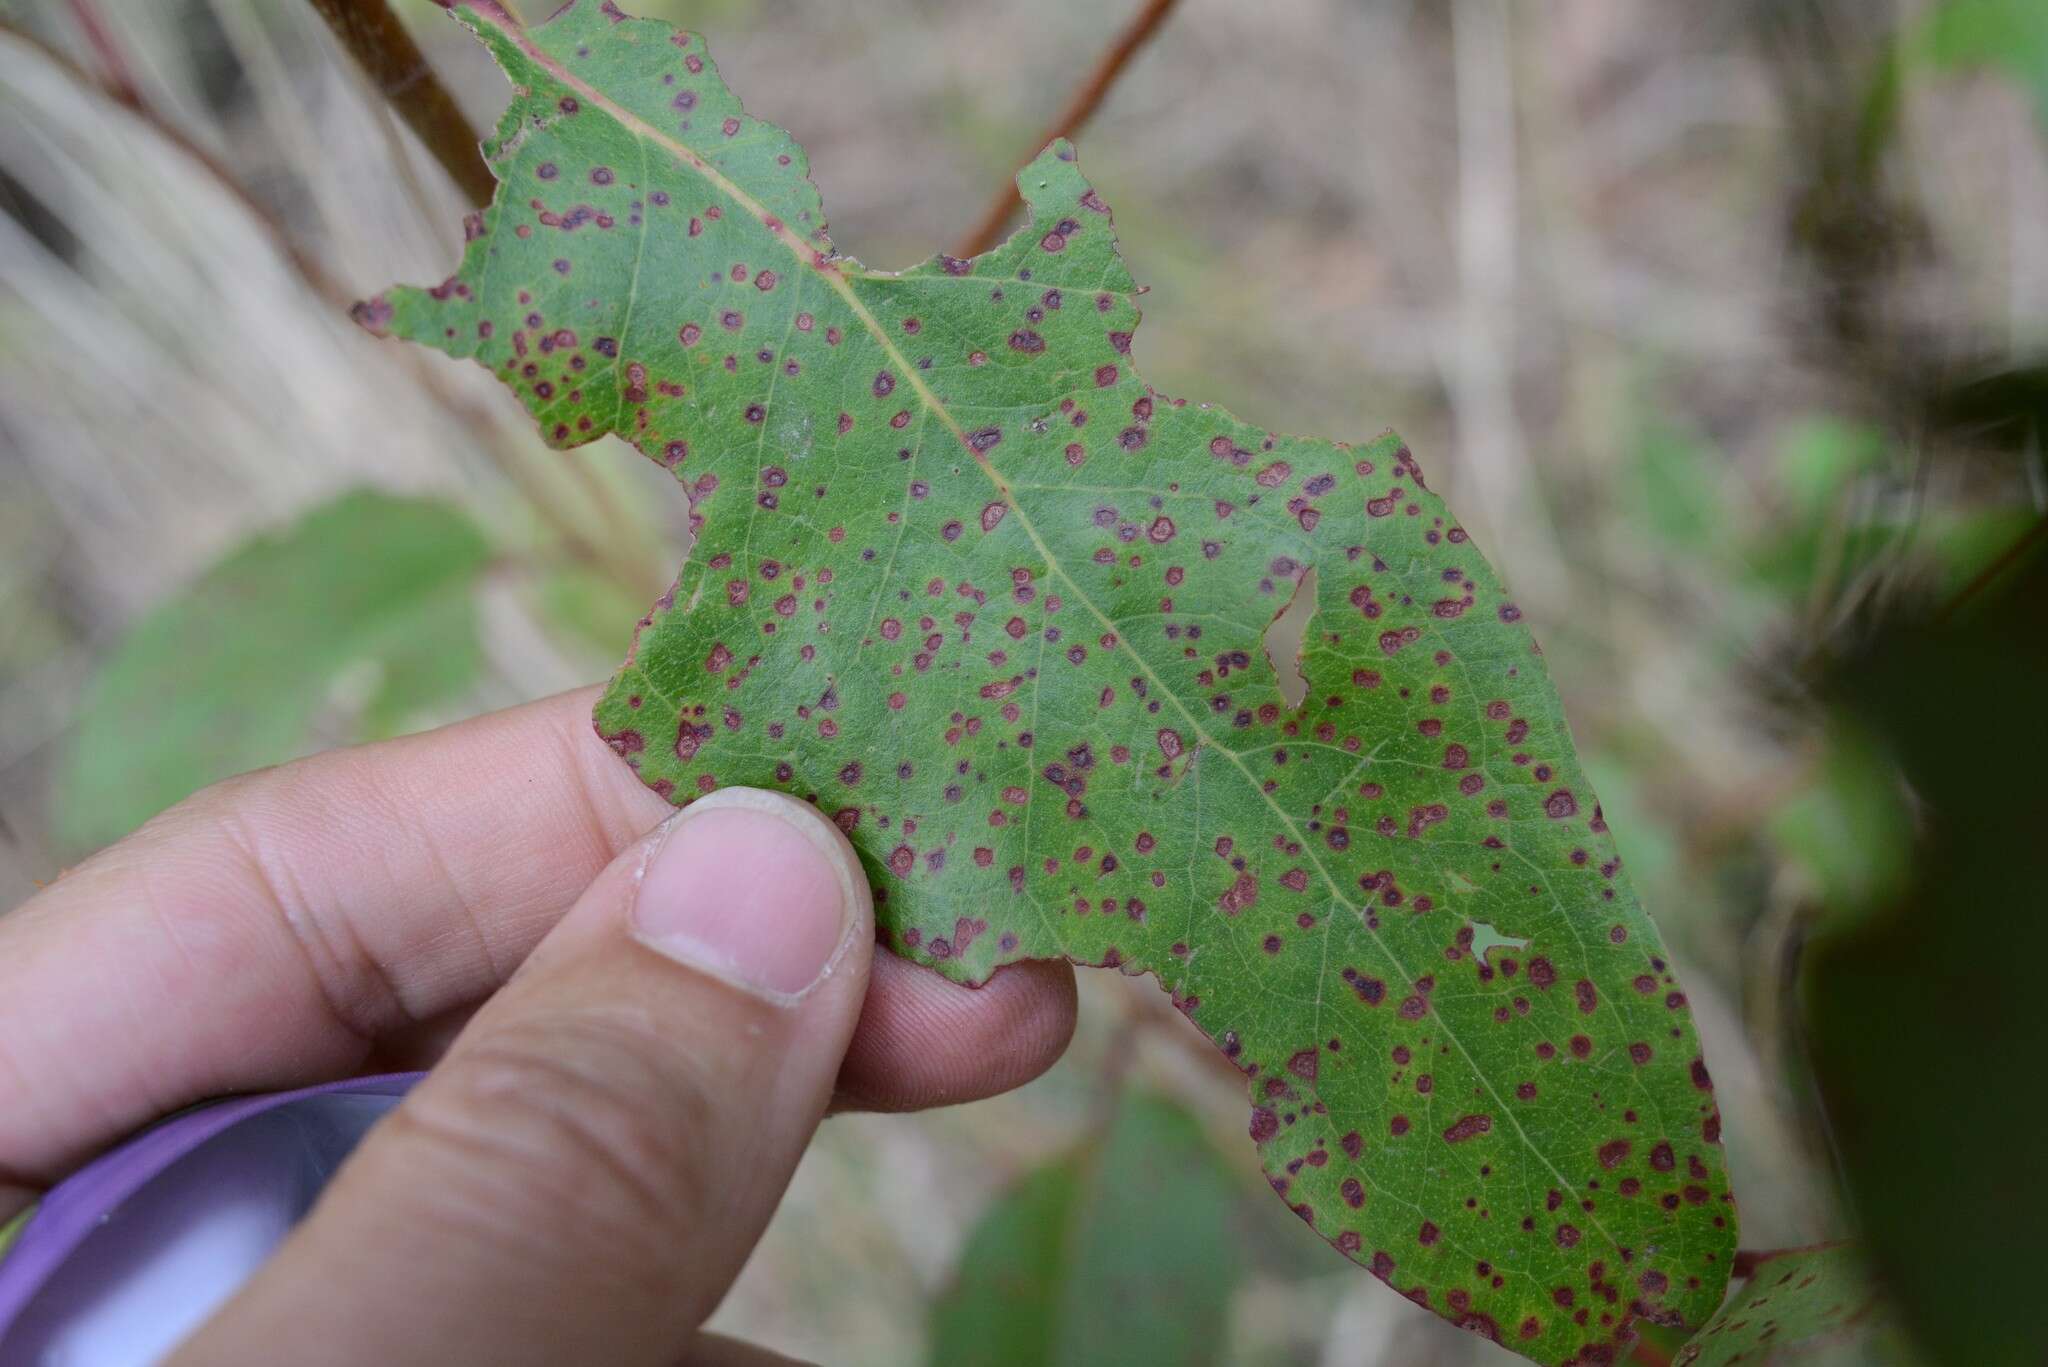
[[0, 1072, 422, 1365]]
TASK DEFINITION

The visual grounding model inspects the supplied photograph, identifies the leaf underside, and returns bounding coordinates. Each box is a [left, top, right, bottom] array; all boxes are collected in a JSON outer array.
[[371, 4, 1737, 1360]]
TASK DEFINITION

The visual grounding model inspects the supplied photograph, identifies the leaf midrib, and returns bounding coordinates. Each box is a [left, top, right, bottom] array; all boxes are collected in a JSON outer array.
[[467, 0, 1634, 1266]]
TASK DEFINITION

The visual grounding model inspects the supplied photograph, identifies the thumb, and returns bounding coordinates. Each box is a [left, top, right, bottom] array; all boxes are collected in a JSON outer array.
[[172, 788, 872, 1367]]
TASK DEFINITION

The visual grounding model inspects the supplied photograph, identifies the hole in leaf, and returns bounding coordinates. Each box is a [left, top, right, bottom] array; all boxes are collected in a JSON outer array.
[[1468, 920, 1530, 966], [1263, 566, 1316, 710]]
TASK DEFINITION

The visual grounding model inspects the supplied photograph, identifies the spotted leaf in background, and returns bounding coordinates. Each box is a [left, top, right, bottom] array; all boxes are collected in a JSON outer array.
[[368, 3, 1736, 1359], [1674, 1246, 1917, 1365]]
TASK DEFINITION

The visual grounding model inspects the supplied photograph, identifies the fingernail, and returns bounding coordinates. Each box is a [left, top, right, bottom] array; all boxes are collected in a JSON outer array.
[[630, 788, 861, 1004]]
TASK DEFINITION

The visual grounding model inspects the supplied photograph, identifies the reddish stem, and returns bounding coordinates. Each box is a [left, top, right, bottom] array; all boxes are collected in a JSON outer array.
[[305, 0, 497, 206], [952, 0, 1181, 258], [63, 0, 142, 108], [0, 18, 647, 595], [1934, 514, 2046, 624]]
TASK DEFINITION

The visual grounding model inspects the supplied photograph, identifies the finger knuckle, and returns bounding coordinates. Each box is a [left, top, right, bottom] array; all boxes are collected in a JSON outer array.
[[391, 1014, 719, 1277]]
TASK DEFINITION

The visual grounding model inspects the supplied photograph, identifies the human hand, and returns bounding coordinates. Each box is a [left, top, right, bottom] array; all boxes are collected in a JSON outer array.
[[0, 688, 1078, 1365]]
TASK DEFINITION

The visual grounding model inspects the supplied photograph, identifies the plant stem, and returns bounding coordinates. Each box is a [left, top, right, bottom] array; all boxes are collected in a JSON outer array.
[[62, 0, 141, 107], [1934, 514, 2046, 624], [0, 18, 651, 599], [951, 0, 1180, 258], [304, 0, 665, 591], [304, 0, 496, 206]]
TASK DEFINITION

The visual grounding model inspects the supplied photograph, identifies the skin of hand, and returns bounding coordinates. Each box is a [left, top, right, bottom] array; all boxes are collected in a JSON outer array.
[[0, 687, 1077, 1366]]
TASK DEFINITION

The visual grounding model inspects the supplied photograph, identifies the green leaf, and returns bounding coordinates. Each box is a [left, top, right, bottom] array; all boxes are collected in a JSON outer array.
[[929, 1091, 1240, 1367], [1864, 0, 2048, 160], [533, 561, 654, 666], [372, 5, 1737, 1359], [1767, 722, 1913, 919], [0, 1205, 31, 1264], [1801, 549, 2048, 1367], [1674, 1245, 1918, 1366], [1913, 0, 2048, 131], [55, 490, 492, 852], [1629, 418, 1729, 557], [1770, 418, 1885, 524]]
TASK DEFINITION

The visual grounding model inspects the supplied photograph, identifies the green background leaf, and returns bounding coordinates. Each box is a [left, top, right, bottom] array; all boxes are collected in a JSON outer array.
[[532, 561, 652, 665], [928, 1091, 1240, 1367], [1674, 1245, 1917, 1366], [1914, 0, 2048, 130], [1862, 0, 2048, 161], [376, 5, 1737, 1359], [0, 1206, 31, 1264], [1800, 550, 2048, 1367], [54, 489, 492, 852]]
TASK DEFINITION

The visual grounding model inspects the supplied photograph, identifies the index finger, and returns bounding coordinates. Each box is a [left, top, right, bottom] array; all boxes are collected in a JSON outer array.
[[0, 688, 667, 1194], [0, 689, 1078, 1199]]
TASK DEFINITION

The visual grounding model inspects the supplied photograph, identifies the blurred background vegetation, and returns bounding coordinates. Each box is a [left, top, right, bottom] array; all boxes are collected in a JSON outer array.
[[0, 0, 2041, 1362]]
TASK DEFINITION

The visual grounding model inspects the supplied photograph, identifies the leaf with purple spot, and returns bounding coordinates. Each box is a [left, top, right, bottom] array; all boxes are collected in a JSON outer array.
[[1674, 1245, 1917, 1365], [368, 3, 1738, 1360]]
